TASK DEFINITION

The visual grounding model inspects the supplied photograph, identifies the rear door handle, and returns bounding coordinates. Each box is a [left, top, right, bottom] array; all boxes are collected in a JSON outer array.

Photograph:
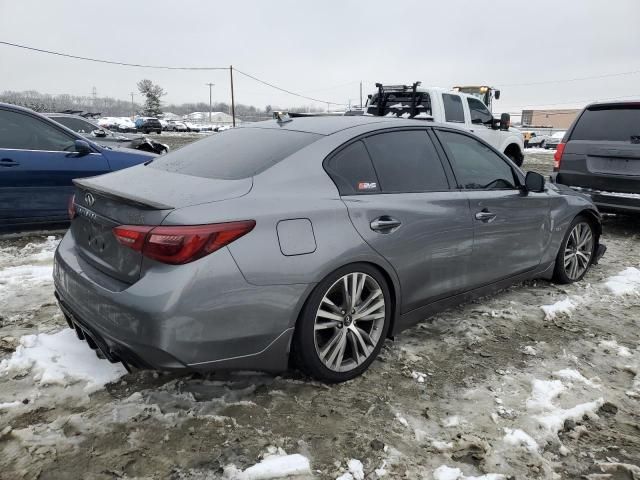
[[475, 210, 497, 223], [0, 158, 20, 167], [370, 216, 401, 232]]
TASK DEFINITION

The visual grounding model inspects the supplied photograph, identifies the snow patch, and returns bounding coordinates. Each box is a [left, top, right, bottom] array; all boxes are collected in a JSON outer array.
[[433, 465, 506, 480], [411, 371, 427, 383], [0, 401, 23, 409], [605, 267, 640, 295], [526, 379, 565, 411], [224, 450, 311, 480], [347, 459, 364, 480], [0, 329, 127, 394], [503, 428, 539, 452], [600, 339, 632, 357], [553, 369, 601, 389], [540, 297, 578, 320]]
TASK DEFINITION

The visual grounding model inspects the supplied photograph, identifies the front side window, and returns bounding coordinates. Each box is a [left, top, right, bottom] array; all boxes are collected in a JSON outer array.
[[0, 109, 76, 151], [325, 140, 380, 195], [364, 130, 449, 193], [438, 130, 516, 190], [442, 94, 465, 123], [467, 97, 493, 125]]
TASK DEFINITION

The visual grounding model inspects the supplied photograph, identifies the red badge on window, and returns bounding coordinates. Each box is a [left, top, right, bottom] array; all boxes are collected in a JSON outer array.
[[358, 182, 377, 190]]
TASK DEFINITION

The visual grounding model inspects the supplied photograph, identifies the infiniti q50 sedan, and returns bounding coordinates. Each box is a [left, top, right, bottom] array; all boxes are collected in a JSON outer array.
[[54, 116, 605, 382]]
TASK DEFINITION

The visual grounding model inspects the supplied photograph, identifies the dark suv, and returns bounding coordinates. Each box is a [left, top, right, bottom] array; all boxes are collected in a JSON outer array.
[[553, 101, 640, 214], [135, 117, 163, 134]]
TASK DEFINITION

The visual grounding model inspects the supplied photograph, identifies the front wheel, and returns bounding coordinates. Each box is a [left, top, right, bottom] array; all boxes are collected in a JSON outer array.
[[553, 216, 596, 284], [292, 264, 391, 382]]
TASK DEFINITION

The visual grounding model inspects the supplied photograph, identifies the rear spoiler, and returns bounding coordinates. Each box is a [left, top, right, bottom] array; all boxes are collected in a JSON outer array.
[[73, 178, 174, 210]]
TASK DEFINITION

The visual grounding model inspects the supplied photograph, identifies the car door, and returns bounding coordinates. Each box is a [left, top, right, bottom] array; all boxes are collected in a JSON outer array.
[[434, 129, 551, 286], [325, 128, 474, 314], [0, 107, 110, 226], [465, 96, 501, 149]]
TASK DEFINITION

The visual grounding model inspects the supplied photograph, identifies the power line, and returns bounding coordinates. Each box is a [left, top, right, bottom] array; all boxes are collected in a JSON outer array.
[[0, 40, 346, 105], [233, 68, 346, 106], [0, 40, 228, 70], [499, 69, 640, 87]]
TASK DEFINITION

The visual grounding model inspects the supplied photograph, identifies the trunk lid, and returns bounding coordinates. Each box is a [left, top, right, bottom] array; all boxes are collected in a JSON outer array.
[[71, 164, 253, 284]]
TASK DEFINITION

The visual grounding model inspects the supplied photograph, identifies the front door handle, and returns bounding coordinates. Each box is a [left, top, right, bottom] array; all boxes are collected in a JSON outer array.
[[0, 158, 20, 167], [370, 216, 401, 232], [475, 210, 497, 223]]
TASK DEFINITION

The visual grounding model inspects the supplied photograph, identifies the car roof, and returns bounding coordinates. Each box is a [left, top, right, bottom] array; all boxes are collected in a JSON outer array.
[[584, 99, 640, 109], [241, 115, 463, 136]]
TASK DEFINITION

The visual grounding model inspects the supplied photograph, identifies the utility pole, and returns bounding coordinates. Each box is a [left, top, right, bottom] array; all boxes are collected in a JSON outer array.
[[359, 81, 363, 108], [92, 86, 97, 110], [205, 83, 215, 123], [229, 66, 236, 127], [130, 92, 135, 119]]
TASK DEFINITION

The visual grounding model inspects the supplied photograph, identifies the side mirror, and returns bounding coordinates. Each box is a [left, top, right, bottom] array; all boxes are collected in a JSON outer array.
[[500, 113, 510, 131], [524, 171, 545, 193], [74, 139, 93, 155], [92, 129, 107, 138], [494, 90, 501, 100]]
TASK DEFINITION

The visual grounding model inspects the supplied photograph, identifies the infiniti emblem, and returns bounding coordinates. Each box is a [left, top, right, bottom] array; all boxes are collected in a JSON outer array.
[[84, 192, 95, 207]]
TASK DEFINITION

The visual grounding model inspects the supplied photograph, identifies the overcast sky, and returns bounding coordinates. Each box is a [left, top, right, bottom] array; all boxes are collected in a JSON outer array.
[[1, 0, 639, 113]]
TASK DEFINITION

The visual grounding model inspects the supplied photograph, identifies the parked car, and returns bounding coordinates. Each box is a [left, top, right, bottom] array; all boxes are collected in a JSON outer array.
[[0, 103, 157, 230], [527, 133, 551, 149], [552, 101, 640, 214], [545, 131, 566, 150], [98, 117, 137, 133], [54, 116, 605, 382], [166, 120, 188, 132], [184, 122, 201, 133], [366, 83, 525, 165], [46, 113, 169, 155], [135, 117, 163, 134]]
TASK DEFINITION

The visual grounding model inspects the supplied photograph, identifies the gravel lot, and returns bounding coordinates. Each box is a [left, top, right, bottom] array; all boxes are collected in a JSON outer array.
[[1, 148, 639, 480]]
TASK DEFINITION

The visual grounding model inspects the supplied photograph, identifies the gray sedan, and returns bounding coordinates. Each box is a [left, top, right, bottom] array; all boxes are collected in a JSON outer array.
[[54, 116, 605, 382]]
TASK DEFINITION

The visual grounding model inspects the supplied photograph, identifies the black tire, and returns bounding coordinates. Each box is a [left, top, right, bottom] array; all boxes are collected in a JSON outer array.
[[553, 215, 597, 284], [292, 263, 392, 383]]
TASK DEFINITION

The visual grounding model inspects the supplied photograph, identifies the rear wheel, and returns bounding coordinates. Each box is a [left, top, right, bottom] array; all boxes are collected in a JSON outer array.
[[553, 216, 596, 284], [292, 264, 391, 382]]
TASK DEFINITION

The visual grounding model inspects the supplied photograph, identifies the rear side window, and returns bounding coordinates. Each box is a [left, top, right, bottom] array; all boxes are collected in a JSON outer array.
[[571, 106, 640, 142], [442, 94, 465, 123], [364, 130, 449, 193], [150, 127, 321, 179], [51, 116, 96, 133], [326, 141, 380, 195], [438, 130, 516, 190], [467, 97, 493, 124]]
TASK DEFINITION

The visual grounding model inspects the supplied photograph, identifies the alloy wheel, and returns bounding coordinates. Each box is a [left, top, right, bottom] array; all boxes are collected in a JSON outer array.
[[564, 222, 593, 280], [313, 272, 386, 372]]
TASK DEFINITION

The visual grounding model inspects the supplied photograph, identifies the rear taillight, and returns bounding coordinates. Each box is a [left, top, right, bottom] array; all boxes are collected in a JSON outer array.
[[113, 221, 255, 265], [553, 143, 566, 171], [68, 194, 76, 220]]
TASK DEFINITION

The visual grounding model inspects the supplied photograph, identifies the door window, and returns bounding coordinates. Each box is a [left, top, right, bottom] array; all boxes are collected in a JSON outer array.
[[364, 130, 449, 193], [50, 116, 98, 134], [442, 94, 465, 123], [325, 140, 380, 195], [467, 97, 493, 125], [438, 130, 517, 190], [0, 109, 77, 151]]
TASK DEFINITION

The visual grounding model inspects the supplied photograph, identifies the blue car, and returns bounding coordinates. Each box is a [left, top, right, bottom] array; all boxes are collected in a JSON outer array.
[[0, 103, 157, 231]]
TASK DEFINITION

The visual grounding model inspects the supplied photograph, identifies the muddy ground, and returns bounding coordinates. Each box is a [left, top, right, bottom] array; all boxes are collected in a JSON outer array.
[[0, 150, 639, 479]]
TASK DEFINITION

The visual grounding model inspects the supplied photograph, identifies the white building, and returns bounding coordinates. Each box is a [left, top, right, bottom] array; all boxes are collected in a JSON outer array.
[[183, 111, 236, 125]]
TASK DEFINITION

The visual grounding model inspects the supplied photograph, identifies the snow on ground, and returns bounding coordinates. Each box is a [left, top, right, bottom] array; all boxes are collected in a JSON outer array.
[[540, 296, 580, 319], [223, 448, 311, 480], [605, 266, 640, 295], [0, 329, 127, 395]]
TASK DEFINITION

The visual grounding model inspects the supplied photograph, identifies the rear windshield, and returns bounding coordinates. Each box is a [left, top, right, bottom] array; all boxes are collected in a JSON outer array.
[[571, 106, 640, 142], [149, 127, 322, 179]]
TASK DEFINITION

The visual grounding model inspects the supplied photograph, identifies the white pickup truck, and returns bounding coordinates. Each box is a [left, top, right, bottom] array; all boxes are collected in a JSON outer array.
[[366, 83, 525, 166]]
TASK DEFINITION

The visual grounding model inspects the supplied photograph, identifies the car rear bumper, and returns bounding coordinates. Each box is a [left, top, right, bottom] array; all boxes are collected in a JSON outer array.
[[568, 186, 640, 214], [53, 231, 309, 372]]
